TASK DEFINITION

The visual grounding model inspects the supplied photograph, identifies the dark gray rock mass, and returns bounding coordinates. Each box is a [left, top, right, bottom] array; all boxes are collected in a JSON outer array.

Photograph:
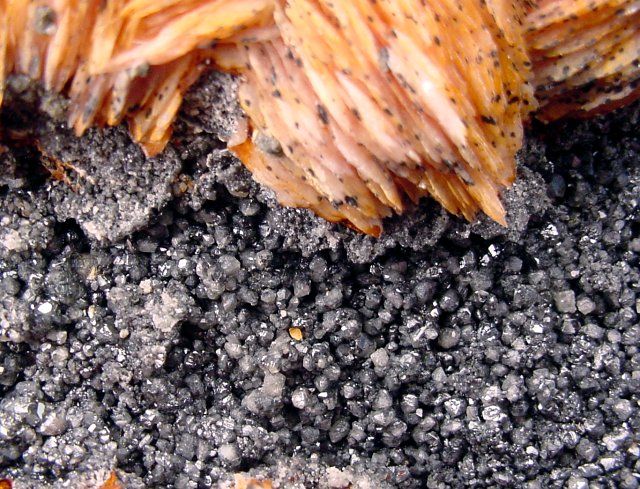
[[2, 75, 182, 243], [0, 72, 639, 488]]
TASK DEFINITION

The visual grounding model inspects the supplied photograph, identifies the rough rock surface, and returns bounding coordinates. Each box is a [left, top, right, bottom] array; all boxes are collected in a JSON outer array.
[[0, 73, 639, 488], [2, 75, 182, 243]]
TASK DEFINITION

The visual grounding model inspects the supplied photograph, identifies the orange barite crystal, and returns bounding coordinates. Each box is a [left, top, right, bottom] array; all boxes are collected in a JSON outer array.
[[0, 0, 637, 235]]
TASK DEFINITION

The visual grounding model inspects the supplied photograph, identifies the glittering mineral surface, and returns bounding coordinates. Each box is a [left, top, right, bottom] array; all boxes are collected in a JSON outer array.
[[0, 72, 639, 488]]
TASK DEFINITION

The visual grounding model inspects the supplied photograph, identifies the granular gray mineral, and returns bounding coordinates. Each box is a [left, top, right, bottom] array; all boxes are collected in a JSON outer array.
[[0, 70, 639, 488]]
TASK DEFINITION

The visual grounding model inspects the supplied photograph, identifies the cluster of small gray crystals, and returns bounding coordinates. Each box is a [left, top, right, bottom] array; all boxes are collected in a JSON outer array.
[[0, 72, 639, 488]]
